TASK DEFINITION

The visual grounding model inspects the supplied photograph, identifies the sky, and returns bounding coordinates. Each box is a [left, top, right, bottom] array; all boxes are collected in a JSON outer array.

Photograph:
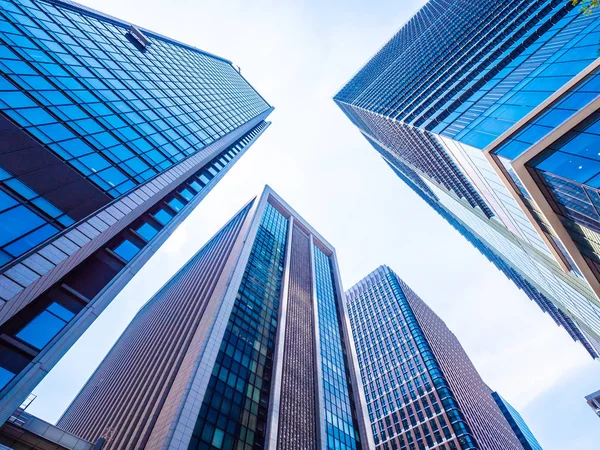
[[25, 0, 600, 448]]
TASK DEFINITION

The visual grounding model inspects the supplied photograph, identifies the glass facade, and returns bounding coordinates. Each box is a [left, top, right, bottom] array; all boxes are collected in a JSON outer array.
[[347, 267, 477, 450], [384, 153, 600, 358], [491, 392, 543, 450], [55, 188, 372, 449], [0, 0, 272, 427], [0, 121, 268, 393], [314, 247, 361, 450], [0, 0, 269, 268], [335, 0, 600, 351], [189, 203, 287, 450]]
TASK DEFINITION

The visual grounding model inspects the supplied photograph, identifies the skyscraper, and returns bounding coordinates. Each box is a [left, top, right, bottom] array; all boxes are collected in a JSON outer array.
[[57, 186, 373, 450], [491, 392, 543, 450], [347, 266, 523, 450], [334, 0, 600, 356], [0, 0, 272, 425]]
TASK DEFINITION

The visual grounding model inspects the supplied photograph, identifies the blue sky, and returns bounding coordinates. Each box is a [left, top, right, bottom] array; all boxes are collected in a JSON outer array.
[[27, 0, 600, 447]]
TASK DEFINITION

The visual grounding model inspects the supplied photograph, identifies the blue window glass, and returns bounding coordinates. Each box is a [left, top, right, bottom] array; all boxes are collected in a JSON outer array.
[[0, 367, 15, 390], [4, 179, 36, 199], [1, 91, 35, 108], [18, 107, 54, 125], [79, 153, 110, 172], [113, 239, 141, 262], [0, 251, 11, 267], [167, 198, 184, 212], [0, 190, 17, 211], [38, 123, 75, 141], [4, 224, 59, 257], [153, 209, 173, 225], [16, 302, 75, 350], [189, 181, 202, 193], [536, 152, 600, 184], [179, 188, 194, 201], [0, 206, 45, 246], [31, 197, 63, 218], [557, 132, 600, 159], [135, 223, 158, 241]]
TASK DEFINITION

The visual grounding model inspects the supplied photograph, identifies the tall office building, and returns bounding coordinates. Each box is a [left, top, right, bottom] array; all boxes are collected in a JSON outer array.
[[0, 0, 272, 425], [57, 186, 373, 450], [347, 266, 524, 450], [334, 0, 600, 356], [491, 392, 542, 450]]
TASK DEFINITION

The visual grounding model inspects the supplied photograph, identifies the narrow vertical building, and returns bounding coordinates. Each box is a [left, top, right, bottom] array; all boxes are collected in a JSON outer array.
[[335, 0, 600, 356], [491, 392, 543, 450], [0, 0, 272, 424], [57, 186, 373, 450], [346, 266, 522, 450]]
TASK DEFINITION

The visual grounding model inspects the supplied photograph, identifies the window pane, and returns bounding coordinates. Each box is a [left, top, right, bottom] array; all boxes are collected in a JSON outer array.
[[113, 239, 141, 262], [4, 224, 59, 257], [0, 367, 15, 390], [179, 188, 194, 201], [136, 223, 158, 241], [16, 310, 67, 350], [153, 209, 173, 225], [47, 302, 75, 322], [0, 190, 17, 212], [0, 206, 46, 246], [168, 198, 184, 212]]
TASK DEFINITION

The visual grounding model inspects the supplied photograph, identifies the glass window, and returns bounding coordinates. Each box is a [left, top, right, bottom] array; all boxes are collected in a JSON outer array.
[[189, 181, 202, 193], [135, 222, 158, 241], [167, 198, 184, 212], [0, 190, 17, 212], [0, 366, 15, 390], [4, 224, 58, 257], [179, 188, 194, 201], [537, 151, 600, 184], [16, 302, 75, 350], [113, 239, 140, 262], [153, 209, 173, 225], [0, 206, 45, 246]]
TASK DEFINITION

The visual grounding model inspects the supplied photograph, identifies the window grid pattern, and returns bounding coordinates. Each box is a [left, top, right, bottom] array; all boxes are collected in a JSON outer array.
[[188, 203, 287, 450], [313, 247, 361, 450], [347, 267, 469, 450], [493, 73, 600, 161], [334, 0, 600, 354], [0, 119, 266, 271], [342, 106, 494, 217], [491, 392, 543, 450], [335, 0, 567, 128], [0, 178, 62, 266], [0, 0, 269, 197], [532, 110, 600, 235], [387, 155, 599, 358], [423, 177, 600, 342], [0, 122, 268, 392], [443, 6, 600, 150]]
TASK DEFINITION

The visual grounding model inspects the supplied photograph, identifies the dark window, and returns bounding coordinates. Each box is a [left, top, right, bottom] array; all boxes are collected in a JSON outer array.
[[16, 302, 75, 350]]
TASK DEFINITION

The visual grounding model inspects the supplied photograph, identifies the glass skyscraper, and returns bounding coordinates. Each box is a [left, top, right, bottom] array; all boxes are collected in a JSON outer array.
[[57, 186, 373, 450], [347, 265, 526, 450], [491, 392, 543, 450], [334, 0, 600, 357], [0, 0, 272, 425]]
